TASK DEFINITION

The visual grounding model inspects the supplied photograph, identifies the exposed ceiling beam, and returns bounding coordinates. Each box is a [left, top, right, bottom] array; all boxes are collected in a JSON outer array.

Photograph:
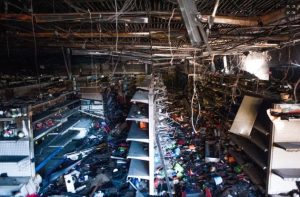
[[0, 12, 180, 23], [8, 31, 184, 40], [0, 8, 288, 26], [216, 34, 290, 41], [200, 8, 288, 26], [42, 42, 197, 51], [6, 31, 289, 41]]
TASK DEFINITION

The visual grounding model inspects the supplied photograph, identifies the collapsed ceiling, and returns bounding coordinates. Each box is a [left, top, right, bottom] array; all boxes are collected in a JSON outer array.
[[0, 0, 299, 64]]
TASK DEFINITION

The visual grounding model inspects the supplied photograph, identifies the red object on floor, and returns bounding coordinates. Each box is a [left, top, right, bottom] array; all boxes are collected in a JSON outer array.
[[177, 139, 185, 145], [205, 188, 212, 197], [27, 194, 39, 197]]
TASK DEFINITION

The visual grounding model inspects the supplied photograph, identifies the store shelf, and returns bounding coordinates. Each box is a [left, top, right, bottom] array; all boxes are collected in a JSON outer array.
[[0, 156, 28, 163], [127, 159, 150, 180], [127, 142, 149, 161], [33, 99, 79, 124], [274, 142, 300, 152], [253, 120, 269, 136], [0, 177, 30, 195], [52, 118, 81, 135], [34, 122, 63, 141], [230, 96, 262, 137], [272, 169, 300, 181], [127, 122, 149, 143], [126, 104, 149, 122], [131, 90, 149, 104], [230, 133, 267, 170], [34, 115, 80, 141], [229, 148, 265, 193], [0, 118, 14, 122], [60, 106, 80, 119], [32, 91, 75, 110], [53, 99, 80, 111], [33, 111, 57, 124], [137, 76, 151, 91], [49, 130, 80, 148], [78, 110, 105, 119], [249, 131, 268, 152]]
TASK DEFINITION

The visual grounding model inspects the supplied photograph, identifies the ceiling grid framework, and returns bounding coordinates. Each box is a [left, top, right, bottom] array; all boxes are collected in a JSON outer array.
[[0, 0, 299, 63]]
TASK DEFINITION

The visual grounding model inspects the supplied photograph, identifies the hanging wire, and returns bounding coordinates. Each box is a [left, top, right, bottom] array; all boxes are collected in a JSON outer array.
[[191, 50, 201, 134], [30, 0, 41, 95], [88, 9, 97, 81], [115, 0, 119, 52], [168, 8, 176, 66], [294, 77, 300, 103]]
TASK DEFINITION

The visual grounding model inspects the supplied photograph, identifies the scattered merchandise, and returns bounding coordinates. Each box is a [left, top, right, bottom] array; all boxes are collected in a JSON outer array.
[[0, 72, 299, 196]]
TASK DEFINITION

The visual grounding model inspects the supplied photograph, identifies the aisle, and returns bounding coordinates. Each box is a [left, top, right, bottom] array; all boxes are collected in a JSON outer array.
[[154, 88, 263, 197]]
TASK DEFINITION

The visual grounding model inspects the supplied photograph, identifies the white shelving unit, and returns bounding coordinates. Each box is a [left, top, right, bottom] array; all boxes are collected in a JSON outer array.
[[0, 108, 35, 196], [126, 75, 155, 195], [230, 98, 300, 195], [268, 104, 300, 195], [229, 96, 271, 193]]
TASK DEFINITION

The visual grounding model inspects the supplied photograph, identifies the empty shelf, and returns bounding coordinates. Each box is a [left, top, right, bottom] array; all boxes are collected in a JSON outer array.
[[249, 131, 268, 152], [127, 142, 149, 161], [31, 91, 75, 110], [253, 121, 269, 136], [131, 90, 149, 104], [49, 130, 80, 148], [127, 159, 149, 180], [126, 104, 149, 122], [137, 76, 151, 91], [0, 156, 28, 163], [230, 133, 267, 170], [60, 107, 80, 119], [53, 99, 80, 111], [0, 118, 14, 122], [274, 142, 300, 152], [272, 169, 300, 181], [0, 177, 30, 186], [79, 110, 104, 119]]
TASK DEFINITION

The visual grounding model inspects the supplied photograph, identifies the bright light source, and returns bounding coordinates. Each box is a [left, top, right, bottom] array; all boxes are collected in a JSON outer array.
[[241, 51, 271, 80]]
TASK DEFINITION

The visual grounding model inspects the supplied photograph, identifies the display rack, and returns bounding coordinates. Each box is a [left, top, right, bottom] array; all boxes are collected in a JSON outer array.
[[153, 76, 174, 196], [229, 97, 300, 194], [30, 91, 81, 172], [229, 95, 271, 193], [126, 75, 155, 195], [267, 104, 300, 194], [0, 107, 35, 196]]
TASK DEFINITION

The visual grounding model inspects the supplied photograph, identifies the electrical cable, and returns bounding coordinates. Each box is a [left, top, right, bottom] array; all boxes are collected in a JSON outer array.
[[168, 8, 176, 66], [191, 50, 201, 134], [88, 9, 98, 81], [294, 77, 300, 103], [64, 0, 87, 13], [115, 0, 118, 52], [30, 0, 40, 95]]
